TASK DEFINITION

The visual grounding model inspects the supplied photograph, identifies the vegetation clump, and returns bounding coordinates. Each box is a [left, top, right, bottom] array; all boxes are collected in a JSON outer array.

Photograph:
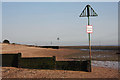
[[3, 39, 10, 44]]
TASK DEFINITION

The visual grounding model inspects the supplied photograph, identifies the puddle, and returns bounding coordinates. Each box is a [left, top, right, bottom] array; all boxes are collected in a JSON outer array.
[[75, 55, 112, 59], [92, 61, 118, 70], [80, 49, 113, 52]]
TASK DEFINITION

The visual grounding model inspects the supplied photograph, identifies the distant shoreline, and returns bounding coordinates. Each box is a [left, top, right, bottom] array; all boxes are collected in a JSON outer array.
[[27, 45, 118, 50], [1, 43, 119, 50], [59, 46, 118, 50]]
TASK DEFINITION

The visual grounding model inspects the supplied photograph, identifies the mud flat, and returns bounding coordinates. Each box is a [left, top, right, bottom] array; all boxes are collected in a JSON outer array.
[[92, 61, 118, 70], [60, 46, 118, 50], [1, 43, 118, 61]]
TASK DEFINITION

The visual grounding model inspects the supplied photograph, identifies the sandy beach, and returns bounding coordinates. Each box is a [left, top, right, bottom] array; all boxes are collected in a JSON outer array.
[[1, 43, 119, 78], [2, 66, 119, 78]]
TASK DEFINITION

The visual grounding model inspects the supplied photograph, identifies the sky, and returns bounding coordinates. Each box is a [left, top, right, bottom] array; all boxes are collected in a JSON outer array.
[[118, 1, 120, 45], [2, 2, 118, 46]]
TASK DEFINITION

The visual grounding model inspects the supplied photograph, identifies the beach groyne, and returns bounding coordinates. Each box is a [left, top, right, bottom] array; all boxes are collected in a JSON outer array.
[[1, 53, 90, 72]]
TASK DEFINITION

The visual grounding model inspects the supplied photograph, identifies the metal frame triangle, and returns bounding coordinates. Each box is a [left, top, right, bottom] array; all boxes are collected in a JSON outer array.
[[80, 5, 98, 17]]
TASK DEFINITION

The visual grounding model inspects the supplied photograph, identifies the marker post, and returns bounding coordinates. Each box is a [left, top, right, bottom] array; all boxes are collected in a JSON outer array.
[[79, 5, 98, 72]]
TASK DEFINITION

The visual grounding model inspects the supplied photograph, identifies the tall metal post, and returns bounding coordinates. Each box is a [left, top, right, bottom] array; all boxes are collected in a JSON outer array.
[[87, 5, 91, 72]]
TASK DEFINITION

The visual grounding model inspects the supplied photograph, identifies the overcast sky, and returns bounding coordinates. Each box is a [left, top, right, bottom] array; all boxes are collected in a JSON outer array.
[[2, 2, 118, 46]]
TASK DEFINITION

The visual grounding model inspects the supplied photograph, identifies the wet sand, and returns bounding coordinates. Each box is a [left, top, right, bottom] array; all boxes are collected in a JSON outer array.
[[1, 43, 118, 61]]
